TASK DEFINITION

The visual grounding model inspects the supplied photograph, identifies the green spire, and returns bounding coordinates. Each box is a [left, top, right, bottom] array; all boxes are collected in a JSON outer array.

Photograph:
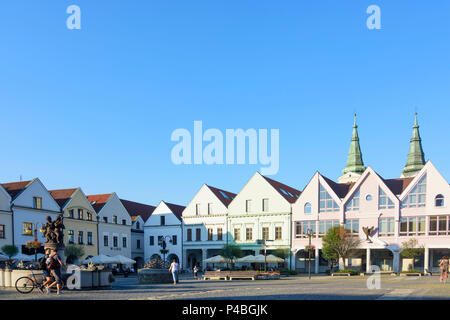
[[401, 113, 425, 177], [342, 114, 366, 175]]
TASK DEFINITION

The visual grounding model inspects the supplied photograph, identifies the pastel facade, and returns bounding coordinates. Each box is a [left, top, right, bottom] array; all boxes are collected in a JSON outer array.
[[87, 193, 132, 258], [227, 172, 301, 268], [0, 184, 12, 249], [1, 178, 61, 254], [144, 201, 185, 266], [49, 188, 98, 262], [182, 184, 236, 270]]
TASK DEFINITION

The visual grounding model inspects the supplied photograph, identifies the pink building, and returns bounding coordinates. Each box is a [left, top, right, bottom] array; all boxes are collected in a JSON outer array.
[[292, 114, 450, 274]]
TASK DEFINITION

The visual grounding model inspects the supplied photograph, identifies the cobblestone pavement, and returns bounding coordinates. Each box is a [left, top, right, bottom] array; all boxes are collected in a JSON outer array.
[[1, 274, 450, 300]]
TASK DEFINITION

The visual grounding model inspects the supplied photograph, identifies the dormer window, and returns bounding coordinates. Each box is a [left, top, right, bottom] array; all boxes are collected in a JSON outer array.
[[435, 194, 444, 207], [319, 184, 339, 212], [136, 222, 140, 229], [345, 190, 360, 211], [401, 174, 426, 208]]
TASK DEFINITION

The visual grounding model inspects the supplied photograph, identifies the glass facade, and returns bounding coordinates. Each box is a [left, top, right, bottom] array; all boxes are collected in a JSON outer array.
[[319, 184, 339, 212]]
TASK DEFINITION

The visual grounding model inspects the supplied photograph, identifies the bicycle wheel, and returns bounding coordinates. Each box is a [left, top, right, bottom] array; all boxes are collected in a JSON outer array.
[[15, 276, 35, 294]]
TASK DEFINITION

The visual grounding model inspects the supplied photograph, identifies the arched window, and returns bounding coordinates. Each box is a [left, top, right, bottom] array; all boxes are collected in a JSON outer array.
[[435, 194, 444, 207], [304, 203, 312, 214]]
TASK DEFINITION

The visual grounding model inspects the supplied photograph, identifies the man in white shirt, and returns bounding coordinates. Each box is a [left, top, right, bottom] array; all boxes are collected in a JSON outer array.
[[168, 259, 180, 284]]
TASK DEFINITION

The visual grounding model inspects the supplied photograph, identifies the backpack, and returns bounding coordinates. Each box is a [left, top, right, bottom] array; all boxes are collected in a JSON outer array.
[[48, 255, 60, 270], [38, 256, 47, 270]]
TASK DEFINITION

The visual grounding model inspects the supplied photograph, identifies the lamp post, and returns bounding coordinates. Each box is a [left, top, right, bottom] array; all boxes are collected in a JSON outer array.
[[158, 236, 173, 264], [306, 228, 312, 280], [257, 239, 273, 272], [27, 222, 43, 262]]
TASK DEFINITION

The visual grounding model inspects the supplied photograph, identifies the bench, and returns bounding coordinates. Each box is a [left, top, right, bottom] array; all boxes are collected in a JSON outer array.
[[331, 273, 351, 277], [400, 272, 422, 277], [203, 271, 230, 281], [229, 271, 260, 280], [257, 272, 281, 280]]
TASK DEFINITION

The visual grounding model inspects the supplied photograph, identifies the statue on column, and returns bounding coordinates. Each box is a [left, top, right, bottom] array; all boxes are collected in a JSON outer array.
[[42, 215, 65, 250]]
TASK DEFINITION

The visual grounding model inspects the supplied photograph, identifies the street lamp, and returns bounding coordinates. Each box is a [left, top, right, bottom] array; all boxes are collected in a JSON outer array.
[[26, 222, 44, 262], [257, 239, 274, 272], [158, 236, 173, 263], [306, 228, 312, 280]]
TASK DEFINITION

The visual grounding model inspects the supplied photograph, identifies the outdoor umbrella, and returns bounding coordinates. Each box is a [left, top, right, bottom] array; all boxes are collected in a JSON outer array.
[[82, 254, 116, 264], [109, 255, 136, 265], [203, 255, 230, 264], [0, 253, 8, 261], [10, 253, 36, 261], [265, 254, 285, 263], [235, 255, 256, 263]]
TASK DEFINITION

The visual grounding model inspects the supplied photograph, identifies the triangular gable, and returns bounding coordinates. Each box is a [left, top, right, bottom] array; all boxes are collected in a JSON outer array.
[[207, 185, 237, 207], [399, 161, 432, 200], [5, 178, 61, 211], [317, 174, 345, 204], [49, 188, 78, 209], [86, 193, 113, 213], [1, 179, 35, 200], [293, 171, 319, 206]]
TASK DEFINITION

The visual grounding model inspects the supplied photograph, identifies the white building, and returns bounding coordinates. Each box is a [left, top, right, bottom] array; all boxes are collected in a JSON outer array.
[[144, 201, 185, 266], [1, 178, 61, 254], [182, 184, 236, 270], [87, 193, 132, 258], [227, 172, 301, 269], [0, 184, 12, 249], [120, 199, 155, 269]]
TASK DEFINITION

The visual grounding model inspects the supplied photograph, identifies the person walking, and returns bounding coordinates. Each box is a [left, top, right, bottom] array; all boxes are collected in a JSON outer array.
[[193, 265, 199, 280], [169, 259, 180, 285], [46, 248, 66, 295], [439, 256, 449, 283], [39, 248, 53, 294]]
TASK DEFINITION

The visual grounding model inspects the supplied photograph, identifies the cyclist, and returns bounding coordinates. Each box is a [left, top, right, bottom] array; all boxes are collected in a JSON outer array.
[[46, 248, 66, 295], [39, 248, 53, 293]]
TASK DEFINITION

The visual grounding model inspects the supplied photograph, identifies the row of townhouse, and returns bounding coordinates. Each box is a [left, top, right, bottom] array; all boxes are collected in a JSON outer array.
[[143, 114, 450, 274], [0, 179, 154, 268]]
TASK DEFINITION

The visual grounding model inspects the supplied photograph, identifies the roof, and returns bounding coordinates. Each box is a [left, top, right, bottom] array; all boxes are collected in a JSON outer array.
[[164, 202, 186, 220], [321, 175, 354, 199], [1, 180, 34, 199], [207, 185, 237, 207], [120, 199, 156, 222], [261, 175, 301, 203], [383, 177, 415, 195], [49, 188, 78, 208], [86, 194, 113, 213]]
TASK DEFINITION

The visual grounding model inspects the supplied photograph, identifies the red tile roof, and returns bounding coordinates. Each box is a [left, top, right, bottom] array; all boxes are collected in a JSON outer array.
[[207, 185, 237, 207], [86, 194, 113, 213], [120, 199, 156, 222], [164, 202, 186, 221], [1, 180, 33, 199], [49, 188, 78, 208], [261, 175, 301, 203]]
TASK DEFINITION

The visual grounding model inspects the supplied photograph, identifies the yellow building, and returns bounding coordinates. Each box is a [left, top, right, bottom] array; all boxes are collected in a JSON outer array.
[[49, 188, 98, 263]]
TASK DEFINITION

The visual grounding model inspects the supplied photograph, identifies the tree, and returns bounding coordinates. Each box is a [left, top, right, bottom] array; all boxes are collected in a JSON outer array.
[[272, 248, 290, 259], [64, 244, 85, 264], [322, 226, 361, 270], [400, 238, 424, 270], [1, 245, 18, 259], [219, 244, 243, 268]]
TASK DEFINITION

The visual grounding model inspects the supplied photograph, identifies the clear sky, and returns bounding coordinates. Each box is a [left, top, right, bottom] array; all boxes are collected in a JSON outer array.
[[0, 1, 449, 206]]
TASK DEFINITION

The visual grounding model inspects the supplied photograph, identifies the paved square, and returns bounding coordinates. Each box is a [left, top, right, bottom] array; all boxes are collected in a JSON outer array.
[[1, 274, 450, 300]]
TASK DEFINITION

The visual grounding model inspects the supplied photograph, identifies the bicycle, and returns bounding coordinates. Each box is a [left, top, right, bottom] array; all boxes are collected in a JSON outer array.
[[15, 271, 65, 294]]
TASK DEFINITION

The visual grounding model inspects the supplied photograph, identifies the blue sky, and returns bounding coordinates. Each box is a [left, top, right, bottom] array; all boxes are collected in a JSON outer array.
[[0, 1, 449, 206]]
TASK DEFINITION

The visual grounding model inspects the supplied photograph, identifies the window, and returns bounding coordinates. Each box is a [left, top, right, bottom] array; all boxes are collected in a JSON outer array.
[[160, 216, 165, 226], [378, 217, 395, 237], [0, 225, 4, 239], [275, 227, 282, 240], [78, 231, 84, 244], [33, 197, 42, 209], [319, 184, 339, 212], [157, 236, 163, 245], [246, 228, 253, 241], [136, 222, 140, 230], [318, 220, 340, 237], [208, 203, 212, 215], [379, 188, 395, 209], [401, 175, 426, 208], [87, 212, 92, 221], [429, 216, 450, 235], [217, 228, 223, 241], [304, 203, 312, 214], [113, 216, 117, 224], [196, 228, 201, 241], [196, 204, 200, 215], [69, 209, 74, 218], [262, 199, 269, 212], [295, 221, 316, 238], [149, 236, 154, 245], [365, 194, 372, 201], [400, 217, 425, 236], [187, 229, 192, 242], [234, 228, 241, 241], [172, 235, 177, 245], [23, 222, 33, 235], [137, 239, 141, 249], [262, 227, 269, 240], [208, 228, 213, 241], [123, 237, 127, 248], [345, 190, 360, 211], [87, 232, 93, 245], [345, 219, 359, 236], [104, 235, 109, 247], [246, 200, 251, 213], [435, 194, 445, 207], [122, 219, 126, 225], [113, 236, 118, 247], [78, 209, 83, 220], [68, 230, 74, 244], [103, 217, 108, 223]]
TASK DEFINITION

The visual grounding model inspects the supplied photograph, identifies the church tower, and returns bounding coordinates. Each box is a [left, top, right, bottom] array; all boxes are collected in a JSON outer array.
[[401, 113, 426, 177], [338, 114, 366, 183]]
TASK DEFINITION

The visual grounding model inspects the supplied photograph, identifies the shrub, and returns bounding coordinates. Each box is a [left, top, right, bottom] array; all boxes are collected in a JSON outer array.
[[1, 245, 19, 259], [400, 270, 423, 274], [333, 269, 358, 275]]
